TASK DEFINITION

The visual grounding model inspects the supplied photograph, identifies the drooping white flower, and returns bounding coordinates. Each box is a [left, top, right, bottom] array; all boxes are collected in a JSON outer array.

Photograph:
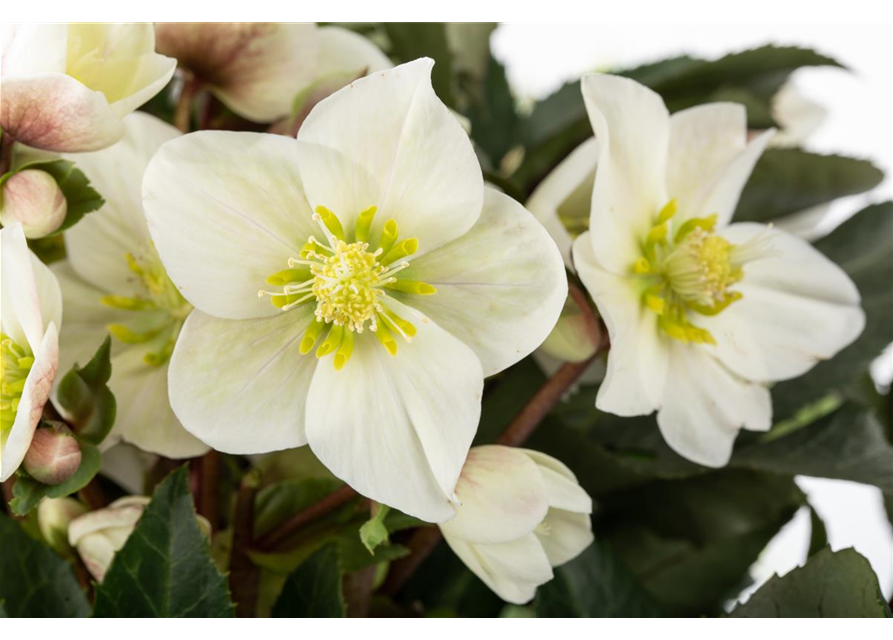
[[440, 445, 593, 604], [51, 112, 207, 459], [0, 223, 62, 481], [154, 22, 391, 123], [572, 73, 865, 466], [0, 23, 176, 152], [142, 59, 567, 522]]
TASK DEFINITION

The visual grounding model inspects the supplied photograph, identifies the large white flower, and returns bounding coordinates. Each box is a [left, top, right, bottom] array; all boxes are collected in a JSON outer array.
[[52, 112, 207, 459], [154, 22, 391, 123], [0, 23, 176, 152], [142, 59, 567, 522], [440, 445, 593, 604], [572, 74, 865, 466], [1, 223, 62, 481]]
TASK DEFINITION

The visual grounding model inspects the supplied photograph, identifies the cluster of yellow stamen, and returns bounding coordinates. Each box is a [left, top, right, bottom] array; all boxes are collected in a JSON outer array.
[[1, 333, 33, 434], [632, 199, 769, 345], [259, 205, 437, 370], [101, 245, 193, 366]]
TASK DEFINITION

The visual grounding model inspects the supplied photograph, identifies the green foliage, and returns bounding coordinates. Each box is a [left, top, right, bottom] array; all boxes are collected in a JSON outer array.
[[466, 56, 522, 168], [359, 504, 391, 554], [55, 336, 116, 445], [10, 439, 101, 515], [0, 514, 90, 617], [730, 548, 892, 617], [93, 467, 235, 617], [271, 546, 346, 617]]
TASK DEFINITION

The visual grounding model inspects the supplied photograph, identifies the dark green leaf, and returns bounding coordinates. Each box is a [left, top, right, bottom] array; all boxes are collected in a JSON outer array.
[[0, 513, 90, 617], [271, 546, 345, 618], [9, 440, 101, 515], [467, 56, 521, 166], [535, 540, 663, 617], [730, 547, 891, 617], [253, 477, 346, 540], [383, 23, 456, 108], [358, 504, 390, 554], [808, 505, 828, 557], [771, 202, 893, 419], [55, 336, 116, 445], [93, 466, 235, 617], [735, 150, 883, 224]]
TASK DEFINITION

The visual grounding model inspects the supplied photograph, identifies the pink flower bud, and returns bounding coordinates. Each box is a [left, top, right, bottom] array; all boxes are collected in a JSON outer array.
[[22, 424, 82, 485], [0, 169, 67, 238]]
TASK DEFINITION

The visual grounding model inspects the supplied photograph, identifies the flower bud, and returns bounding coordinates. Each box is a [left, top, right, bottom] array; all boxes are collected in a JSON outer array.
[[68, 496, 212, 582], [37, 497, 87, 555], [0, 169, 68, 238], [22, 424, 82, 485], [439, 445, 594, 604], [538, 295, 601, 363]]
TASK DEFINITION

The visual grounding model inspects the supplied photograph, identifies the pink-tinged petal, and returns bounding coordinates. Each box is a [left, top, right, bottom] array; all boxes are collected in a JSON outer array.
[[581, 73, 670, 274], [1, 74, 123, 152]]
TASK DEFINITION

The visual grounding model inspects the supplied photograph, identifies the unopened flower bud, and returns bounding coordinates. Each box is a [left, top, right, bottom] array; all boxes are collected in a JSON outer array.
[[22, 424, 82, 485], [37, 497, 87, 555], [538, 294, 601, 363], [0, 169, 67, 238]]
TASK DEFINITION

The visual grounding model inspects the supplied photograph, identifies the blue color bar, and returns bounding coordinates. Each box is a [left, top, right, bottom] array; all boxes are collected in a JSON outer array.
[[366, 618, 397, 640], [270, 618, 338, 640], [397, 618, 425, 640], [90, 618, 118, 640]]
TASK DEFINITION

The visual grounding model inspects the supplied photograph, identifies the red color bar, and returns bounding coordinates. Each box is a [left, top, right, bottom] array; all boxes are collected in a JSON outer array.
[[469, 618, 496, 640]]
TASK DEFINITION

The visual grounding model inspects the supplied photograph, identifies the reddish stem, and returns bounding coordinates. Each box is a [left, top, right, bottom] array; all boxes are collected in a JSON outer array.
[[253, 484, 357, 552]]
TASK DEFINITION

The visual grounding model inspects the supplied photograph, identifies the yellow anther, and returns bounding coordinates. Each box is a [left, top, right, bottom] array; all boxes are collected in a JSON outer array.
[[646, 223, 668, 246], [657, 198, 678, 224], [632, 257, 653, 274], [315, 206, 346, 241], [675, 214, 718, 242], [688, 291, 743, 316], [644, 291, 666, 315], [384, 280, 437, 295], [373, 322, 398, 356], [333, 329, 355, 370], [354, 206, 377, 243], [107, 324, 162, 344], [381, 238, 419, 266], [316, 324, 344, 358], [378, 220, 399, 255], [299, 319, 327, 355], [101, 295, 155, 311]]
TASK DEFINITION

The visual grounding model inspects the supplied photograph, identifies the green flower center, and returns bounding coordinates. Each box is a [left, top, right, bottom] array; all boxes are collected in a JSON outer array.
[[632, 199, 773, 345], [259, 205, 437, 370], [1, 333, 33, 435], [101, 244, 193, 366]]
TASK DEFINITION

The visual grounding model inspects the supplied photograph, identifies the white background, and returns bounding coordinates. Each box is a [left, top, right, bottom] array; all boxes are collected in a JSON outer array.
[[494, 22, 893, 602]]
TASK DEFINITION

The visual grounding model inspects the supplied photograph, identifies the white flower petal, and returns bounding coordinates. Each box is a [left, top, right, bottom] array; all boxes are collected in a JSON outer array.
[[519, 449, 592, 514], [167, 308, 316, 454], [155, 22, 320, 122], [107, 349, 209, 459], [143, 131, 316, 320], [399, 188, 567, 377], [66, 112, 180, 294], [1, 323, 58, 482], [0, 74, 124, 152], [699, 223, 865, 382], [525, 137, 599, 269], [581, 73, 669, 274], [1, 23, 67, 76], [666, 103, 749, 223], [306, 303, 483, 523], [573, 232, 668, 416], [440, 445, 549, 545], [1, 224, 52, 352], [536, 508, 594, 567], [657, 342, 771, 467], [296, 59, 483, 255], [442, 532, 553, 605], [315, 26, 391, 78]]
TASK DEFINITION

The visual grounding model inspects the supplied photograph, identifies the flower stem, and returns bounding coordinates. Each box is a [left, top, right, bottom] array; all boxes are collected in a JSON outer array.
[[0, 132, 14, 176], [174, 72, 201, 133], [230, 469, 261, 617], [196, 450, 220, 530], [253, 483, 357, 552]]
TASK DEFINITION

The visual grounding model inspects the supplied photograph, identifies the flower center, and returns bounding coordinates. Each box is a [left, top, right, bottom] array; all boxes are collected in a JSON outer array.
[[1, 333, 33, 435], [632, 199, 774, 345], [259, 205, 437, 370], [100, 244, 193, 366]]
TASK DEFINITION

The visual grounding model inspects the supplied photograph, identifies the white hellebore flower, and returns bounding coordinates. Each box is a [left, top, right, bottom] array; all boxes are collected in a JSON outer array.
[[68, 496, 209, 582], [142, 60, 567, 522], [0, 23, 176, 152], [440, 445, 593, 604], [0, 223, 62, 481], [572, 74, 866, 466], [52, 112, 207, 459], [154, 22, 391, 123]]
